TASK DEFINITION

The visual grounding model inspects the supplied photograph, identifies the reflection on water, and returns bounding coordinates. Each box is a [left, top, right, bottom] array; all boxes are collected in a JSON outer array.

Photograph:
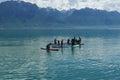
[[0, 29, 120, 80]]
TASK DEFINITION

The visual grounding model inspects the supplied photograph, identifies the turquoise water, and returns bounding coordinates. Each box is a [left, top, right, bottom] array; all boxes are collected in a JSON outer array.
[[0, 29, 120, 80]]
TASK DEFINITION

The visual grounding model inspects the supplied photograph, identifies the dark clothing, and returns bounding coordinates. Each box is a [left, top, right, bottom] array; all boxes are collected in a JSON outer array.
[[58, 40, 60, 45], [61, 40, 63, 47], [78, 37, 81, 44], [54, 39, 57, 44], [46, 43, 51, 50], [67, 39, 70, 45], [71, 39, 75, 45]]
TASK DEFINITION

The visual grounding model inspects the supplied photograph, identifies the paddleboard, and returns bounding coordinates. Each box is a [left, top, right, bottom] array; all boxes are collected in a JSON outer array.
[[64, 43, 84, 45], [41, 48, 59, 51], [51, 44, 68, 48], [72, 44, 79, 47], [72, 43, 84, 47]]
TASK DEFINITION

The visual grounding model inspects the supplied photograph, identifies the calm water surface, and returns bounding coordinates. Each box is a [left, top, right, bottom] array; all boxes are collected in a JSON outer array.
[[0, 29, 120, 80]]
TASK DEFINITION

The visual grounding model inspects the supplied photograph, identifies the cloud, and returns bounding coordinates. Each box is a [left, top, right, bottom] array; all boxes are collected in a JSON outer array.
[[1, 0, 120, 12], [0, 0, 7, 3]]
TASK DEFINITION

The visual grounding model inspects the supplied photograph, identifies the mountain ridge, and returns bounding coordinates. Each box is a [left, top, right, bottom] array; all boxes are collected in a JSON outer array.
[[0, 1, 120, 29]]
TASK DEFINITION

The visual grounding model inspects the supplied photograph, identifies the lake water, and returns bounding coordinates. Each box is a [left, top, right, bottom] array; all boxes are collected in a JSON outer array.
[[0, 29, 120, 80]]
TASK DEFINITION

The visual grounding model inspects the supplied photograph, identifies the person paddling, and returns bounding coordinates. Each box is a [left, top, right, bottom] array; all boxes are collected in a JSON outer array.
[[46, 43, 51, 50], [61, 40, 63, 47], [77, 37, 81, 44], [54, 38, 57, 44], [71, 37, 76, 45], [67, 39, 70, 45], [58, 40, 60, 46]]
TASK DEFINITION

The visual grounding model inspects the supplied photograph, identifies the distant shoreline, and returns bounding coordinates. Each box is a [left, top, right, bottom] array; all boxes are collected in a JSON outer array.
[[1, 26, 120, 30]]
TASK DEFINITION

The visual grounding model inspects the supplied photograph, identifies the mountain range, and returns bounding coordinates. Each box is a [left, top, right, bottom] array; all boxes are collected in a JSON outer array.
[[0, 1, 120, 29]]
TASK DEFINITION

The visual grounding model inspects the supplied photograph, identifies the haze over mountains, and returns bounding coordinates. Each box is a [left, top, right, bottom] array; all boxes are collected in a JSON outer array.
[[0, 1, 120, 29]]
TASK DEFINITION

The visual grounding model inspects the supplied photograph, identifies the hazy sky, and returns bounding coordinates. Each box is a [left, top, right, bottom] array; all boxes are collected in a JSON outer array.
[[1, 0, 120, 12]]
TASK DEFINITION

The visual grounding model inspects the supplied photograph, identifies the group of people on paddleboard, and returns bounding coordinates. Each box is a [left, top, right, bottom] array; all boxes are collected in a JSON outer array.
[[46, 37, 82, 50], [67, 37, 81, 45], [54, 39, 64, 46]]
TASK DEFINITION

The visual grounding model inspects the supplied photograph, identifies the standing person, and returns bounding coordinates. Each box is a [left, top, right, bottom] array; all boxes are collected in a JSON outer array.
[[67, 39, 70, 45], [79, 37, 81, 44], [73, 37, 76, 45], [61, 40, 63, 47], [77, 37, 81, 44], [71, 38, 74, 46], [58, 40, 60, 46], [54, 38, 57, 44]]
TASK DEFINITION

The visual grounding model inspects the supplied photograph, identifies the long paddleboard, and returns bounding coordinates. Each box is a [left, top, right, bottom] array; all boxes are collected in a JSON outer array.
[[51, 44, 68, 48], [41, 48, 59, 51], [64, 43, 84, 45], [72, 43, 84, 47], [72, 44, 79, 47]]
